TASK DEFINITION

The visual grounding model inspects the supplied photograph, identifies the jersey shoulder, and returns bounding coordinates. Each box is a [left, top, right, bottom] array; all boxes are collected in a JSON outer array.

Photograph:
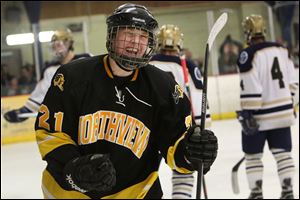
[[146, 64, 177, 84], [144, 64, 187, 106], [148, 54, 180, 83], [73, 53, 93, 60], [56, 55, 103, 88], [145, 64, 179, 93], [237, 42, 283, 73]]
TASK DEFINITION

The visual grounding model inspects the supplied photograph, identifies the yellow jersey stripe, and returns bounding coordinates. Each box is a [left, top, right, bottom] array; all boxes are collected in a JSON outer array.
[[42, 169, 158, 199], [42, 169, 90, 199], [103, 55, 113, 79], [167, 132, 192, 174], [36, 129, 77, 158]]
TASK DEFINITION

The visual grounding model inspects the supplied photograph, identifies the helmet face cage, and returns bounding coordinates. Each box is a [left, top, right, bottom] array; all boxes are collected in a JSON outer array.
[[106, 3, 158, 71], [107, 25, 157, 71], [51, 30, 74, 51], [157, 24, 183, 52], [50, 30, 74, 62], [242, 15, 266, 44]]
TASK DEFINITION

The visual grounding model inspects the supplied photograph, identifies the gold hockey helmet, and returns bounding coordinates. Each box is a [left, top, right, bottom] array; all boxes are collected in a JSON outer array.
[[51, 29, 74, 51], [51, 29, 74, 43], [157, 24, 184, 52], [242, 15, 266, 44]]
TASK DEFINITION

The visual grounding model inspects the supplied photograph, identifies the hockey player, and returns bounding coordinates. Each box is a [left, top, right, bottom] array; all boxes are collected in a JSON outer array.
[[34, 3, 218, 199], [3, 29, 92, 123], [150, 24, 212, 199], [237, 14, 298, 199]]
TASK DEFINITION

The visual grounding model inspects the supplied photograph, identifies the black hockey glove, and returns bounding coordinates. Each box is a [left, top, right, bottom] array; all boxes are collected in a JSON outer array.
[[63, 154, 116, 193], [236, 110, 259, 135], [184, 125, 218, 174], [3, 106, 31, 123]]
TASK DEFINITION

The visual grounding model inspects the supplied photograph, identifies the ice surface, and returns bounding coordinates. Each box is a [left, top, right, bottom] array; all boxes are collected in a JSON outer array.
[[1, 118, 298, 199]]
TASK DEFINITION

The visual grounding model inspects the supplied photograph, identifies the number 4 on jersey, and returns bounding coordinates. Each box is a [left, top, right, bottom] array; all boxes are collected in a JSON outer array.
[[271, 57, 285, 88]]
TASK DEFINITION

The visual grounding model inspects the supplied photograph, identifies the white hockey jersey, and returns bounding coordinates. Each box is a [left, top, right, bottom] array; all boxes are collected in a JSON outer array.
[[25, 53, 92, 112], [237, 42, 298, 131], [150, 54, 211, 127]]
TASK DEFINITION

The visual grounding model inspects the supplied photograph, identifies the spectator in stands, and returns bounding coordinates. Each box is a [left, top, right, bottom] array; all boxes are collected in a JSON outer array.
[[1, 63, 18, 96], [218, 34, 243, 74], [1, 64, 14, 87], [6, 77, 20, 96], [18, 64, 36, 94]]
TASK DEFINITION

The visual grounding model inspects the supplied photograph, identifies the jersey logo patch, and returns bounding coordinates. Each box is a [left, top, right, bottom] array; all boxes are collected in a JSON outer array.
[[172, 84, 184, 104], [115, 87, 125, 107], [194, 67, 202, 81], [239, 51, 248, 64], [53, 73, 65, 91]]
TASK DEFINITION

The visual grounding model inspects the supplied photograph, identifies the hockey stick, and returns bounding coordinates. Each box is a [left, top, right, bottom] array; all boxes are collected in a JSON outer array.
[[17, 113, 38, 118], [180, 55, 208, 199], [197, 12, 228, 199], [231, 157, 245, 194]]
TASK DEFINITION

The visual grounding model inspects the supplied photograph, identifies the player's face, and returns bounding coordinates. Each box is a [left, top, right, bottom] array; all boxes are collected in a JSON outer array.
[[51, 40, 70, 61], [114, 28, 149, 58]]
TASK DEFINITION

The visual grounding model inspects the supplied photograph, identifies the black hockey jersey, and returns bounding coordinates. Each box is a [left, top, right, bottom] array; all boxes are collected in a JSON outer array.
[[35, 54, 193, 198], [25, 53, 93, 112], [150, 54, 212, 127]]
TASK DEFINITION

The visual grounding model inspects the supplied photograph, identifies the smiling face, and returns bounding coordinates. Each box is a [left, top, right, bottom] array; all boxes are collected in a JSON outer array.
[[106, 25, 157, 71], [113, 27, 149, 59]]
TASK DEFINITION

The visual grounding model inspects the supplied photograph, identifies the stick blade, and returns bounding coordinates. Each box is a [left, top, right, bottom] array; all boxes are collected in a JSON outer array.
[[231, 157, 245, 194], [231, 170, 240, 194], [207, 12, 228, 51], [17, 113, 38, 118]]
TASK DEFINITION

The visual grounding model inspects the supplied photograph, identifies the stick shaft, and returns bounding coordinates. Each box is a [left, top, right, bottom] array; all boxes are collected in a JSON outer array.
[[181, 54, 208, 199], [200, 44, 209, 132], [197, 13, 228, 199]]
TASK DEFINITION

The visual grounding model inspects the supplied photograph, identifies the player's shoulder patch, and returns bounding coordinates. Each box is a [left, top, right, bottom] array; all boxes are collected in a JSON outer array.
[[53, 73, 65, 91], [194, 67, 202, 81], [237, 48, 254, 73], [239, 51, 248, 65], [186, 59, 203, 89], [172, 84, 184, 104]]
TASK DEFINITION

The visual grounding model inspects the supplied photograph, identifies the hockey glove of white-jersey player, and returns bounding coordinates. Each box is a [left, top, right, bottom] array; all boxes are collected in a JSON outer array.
[[63, 154, 116, 193], [184, 125, 218, 174], [3, 106, 32, 123], [236, 110, 259, 135]]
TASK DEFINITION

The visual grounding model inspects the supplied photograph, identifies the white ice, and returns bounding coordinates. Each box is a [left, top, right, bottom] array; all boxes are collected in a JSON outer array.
[[1, 118, 299, 199]]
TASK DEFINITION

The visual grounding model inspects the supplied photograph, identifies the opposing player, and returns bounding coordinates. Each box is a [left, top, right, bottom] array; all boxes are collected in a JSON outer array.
[[34, 3, 218, 199], [237, 14, 298, 199], [150, 24, 212, 198], [4, 29, 92, 123]]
